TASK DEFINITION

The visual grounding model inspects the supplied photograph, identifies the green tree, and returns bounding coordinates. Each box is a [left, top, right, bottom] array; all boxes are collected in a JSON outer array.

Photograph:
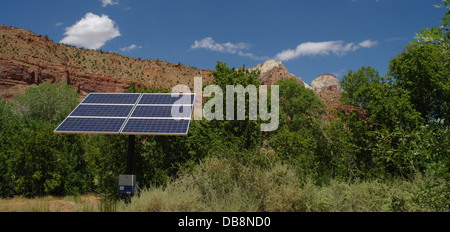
[[390, 1, 450, 125], [13, 82, 79, 123], [3, 120, 89, 197], [276, 78, 324, 130], [269, 78, 331, 182], [389, 43, 450, 125], [341, 66, 422, 130], [212, 61, 262, 88], [208, 61, 264, 150], [415, 0, 449, 46], [370, 119, 450, 180], [0, 82, 92, 197]]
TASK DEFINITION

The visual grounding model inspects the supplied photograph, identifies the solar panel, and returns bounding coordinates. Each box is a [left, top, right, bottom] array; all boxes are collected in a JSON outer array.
[[70, 105, 134, 118], [55, 117, 126, 134], [82, 93, 141, 104], [131, 105, 193, 118], [121, 119, 191, 135], [138, 93, 195, 105], [54, 93, 195, 135]]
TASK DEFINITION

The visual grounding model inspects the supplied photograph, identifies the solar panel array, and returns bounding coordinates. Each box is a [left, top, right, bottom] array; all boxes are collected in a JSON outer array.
[[54, 93, 195, 136]]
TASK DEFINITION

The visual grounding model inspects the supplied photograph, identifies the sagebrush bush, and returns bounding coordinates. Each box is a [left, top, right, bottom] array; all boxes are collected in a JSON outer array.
[[120, 155, 302, 212]]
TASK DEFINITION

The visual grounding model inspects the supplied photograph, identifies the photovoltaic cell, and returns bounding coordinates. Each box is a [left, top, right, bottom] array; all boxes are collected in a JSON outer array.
[[121, 119, 190, 135], [70, 105, 134, 118], [131, 105, 193, 118], [138, 94, 195, 105], [82, 93, 141, 104], [55, 118, 126, 134]]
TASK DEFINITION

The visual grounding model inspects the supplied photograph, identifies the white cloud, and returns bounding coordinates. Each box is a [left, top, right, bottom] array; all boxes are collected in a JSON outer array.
[[191, 37, 267, 60], [102, 0, 119, 7], [60, 13, 121, 50], [191, 37, 249, 54], [359, 39, 378, 48], [275, 40, 378, 62], [120, 44, 142, 52]]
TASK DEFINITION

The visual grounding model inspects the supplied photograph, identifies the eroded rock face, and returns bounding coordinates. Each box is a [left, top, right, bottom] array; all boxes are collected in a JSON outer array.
[[311, 74, 341, 93], [310, 74, 342, 109], [249, 59, 311, 89], [0, 57, 134, 98], [251, 59, 283, 76], [0, 25, 213, 100]]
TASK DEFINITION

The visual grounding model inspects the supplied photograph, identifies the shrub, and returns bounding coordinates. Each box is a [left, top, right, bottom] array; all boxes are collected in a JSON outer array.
[[120, 154, 303, 212], [120, 156, 449, 212]]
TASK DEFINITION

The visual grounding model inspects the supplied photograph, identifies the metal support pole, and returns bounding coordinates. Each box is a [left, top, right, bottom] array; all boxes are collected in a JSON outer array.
[[126, 135, 136, 175], [122, 135, 136, 204]]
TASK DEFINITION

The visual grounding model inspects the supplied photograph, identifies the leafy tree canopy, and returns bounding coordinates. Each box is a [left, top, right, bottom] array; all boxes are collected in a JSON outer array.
[[341, 66, 422, 130]]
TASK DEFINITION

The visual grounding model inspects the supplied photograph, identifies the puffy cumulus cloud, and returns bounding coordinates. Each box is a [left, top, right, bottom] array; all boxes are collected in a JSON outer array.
[[191, 37, 268, 60], [101, 0, 119, 7], [60, 13, 121, 49], [275, 40, 378, 62]]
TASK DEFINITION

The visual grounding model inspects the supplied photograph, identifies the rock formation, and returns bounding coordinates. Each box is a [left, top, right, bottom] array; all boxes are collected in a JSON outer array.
[[311, 74, 342, 93], [0, 25, 213, 99], [248, 60, 343, 110], [249, 59, 311, 89], [310, 74, 342, 109]]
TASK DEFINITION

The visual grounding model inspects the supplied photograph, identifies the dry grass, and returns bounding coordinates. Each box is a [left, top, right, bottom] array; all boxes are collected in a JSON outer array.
[[119, 156, 307, 212], [0, 195, 105, 212], [119, 156, 449, 212]]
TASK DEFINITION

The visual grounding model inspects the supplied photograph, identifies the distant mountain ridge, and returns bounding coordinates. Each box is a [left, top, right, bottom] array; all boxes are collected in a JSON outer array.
[[0, 25, 341, 109], [0, 25, 213, 98]]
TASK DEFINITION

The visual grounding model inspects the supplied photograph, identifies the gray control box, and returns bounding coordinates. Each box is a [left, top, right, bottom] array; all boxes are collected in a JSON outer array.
[[118, 174, 136, 195]]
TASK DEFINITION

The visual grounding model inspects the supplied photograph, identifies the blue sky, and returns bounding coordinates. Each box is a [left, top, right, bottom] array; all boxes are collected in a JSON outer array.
[[0, 0, 444, 84]]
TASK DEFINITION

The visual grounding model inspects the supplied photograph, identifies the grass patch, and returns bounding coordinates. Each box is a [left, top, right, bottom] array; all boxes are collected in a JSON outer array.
[[0, 195, 109, 212]]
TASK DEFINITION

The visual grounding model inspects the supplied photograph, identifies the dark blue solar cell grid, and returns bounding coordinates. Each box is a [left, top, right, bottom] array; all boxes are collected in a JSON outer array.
[[55, 118, 126, 133], [56, 93, 196, 135], [138, 94, 195, 105], [131, 105, 193, 118], [70, 105, 134, 117], [121, 119, 190, 134], [82, 93, 141, 104]]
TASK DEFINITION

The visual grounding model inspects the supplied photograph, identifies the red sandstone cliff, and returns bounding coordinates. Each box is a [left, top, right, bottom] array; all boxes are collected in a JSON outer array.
[[0, 25, 213, 99]]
